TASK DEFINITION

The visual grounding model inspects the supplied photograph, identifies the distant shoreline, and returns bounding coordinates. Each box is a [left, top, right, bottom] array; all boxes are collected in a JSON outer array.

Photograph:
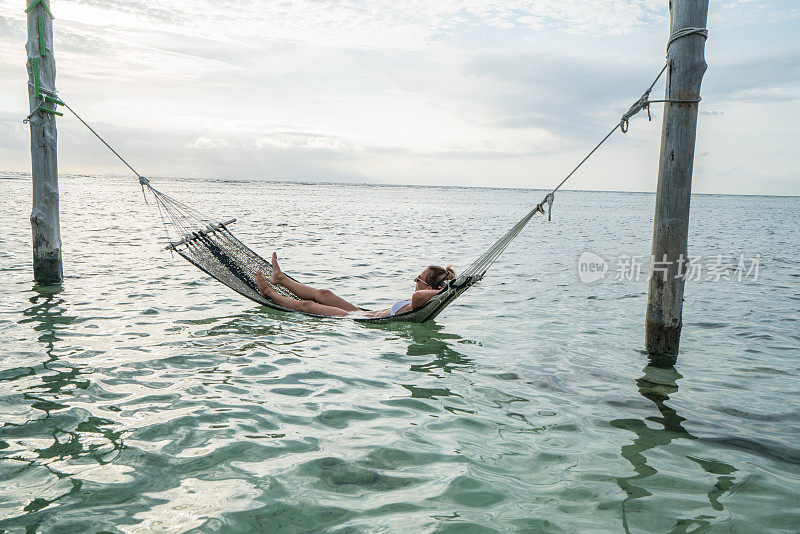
[[1, 171, 797, 198]]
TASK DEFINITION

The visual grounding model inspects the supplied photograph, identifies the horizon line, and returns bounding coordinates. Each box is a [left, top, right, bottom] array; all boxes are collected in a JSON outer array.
[[1, 171, 798, 198]]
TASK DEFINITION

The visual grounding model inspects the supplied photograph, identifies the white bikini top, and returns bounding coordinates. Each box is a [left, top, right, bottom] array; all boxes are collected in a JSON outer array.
[[390, 299, 412, 316]]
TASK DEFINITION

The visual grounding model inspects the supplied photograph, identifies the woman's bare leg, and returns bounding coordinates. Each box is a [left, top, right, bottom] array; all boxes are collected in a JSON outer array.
[[255, 270, 350, 317], [268, 253, 360, 312]]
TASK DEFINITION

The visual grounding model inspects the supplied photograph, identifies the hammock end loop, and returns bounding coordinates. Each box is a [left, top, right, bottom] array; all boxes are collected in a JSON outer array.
[[620, 88, 652, 134], [536, 193, 555, 221], [139, 176, 151, 204]]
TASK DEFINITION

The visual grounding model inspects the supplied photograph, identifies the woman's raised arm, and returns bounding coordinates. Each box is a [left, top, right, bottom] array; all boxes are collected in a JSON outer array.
[[411, 289, 443, 309]]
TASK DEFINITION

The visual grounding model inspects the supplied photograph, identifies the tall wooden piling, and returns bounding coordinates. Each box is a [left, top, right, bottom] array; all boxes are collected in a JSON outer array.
[[25, 0, 63, 284], [645, 0, 709, 364]]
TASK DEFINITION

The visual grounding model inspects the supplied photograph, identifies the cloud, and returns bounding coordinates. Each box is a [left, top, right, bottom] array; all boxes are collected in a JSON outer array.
[[57, 0, 666, 53], [465, 52, 665, 141], [704, 53, 800, 104], [712, 0, 800, 26], [186, 136, 232, 149], [0, 12, 25, 42], [0, 112, 29, 149], [254, 133, 360, 152]]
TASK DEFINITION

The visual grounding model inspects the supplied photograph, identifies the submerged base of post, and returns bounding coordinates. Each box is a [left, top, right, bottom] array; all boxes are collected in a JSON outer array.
[[645, 320, 680, 367], [32, 248, 62, 285]]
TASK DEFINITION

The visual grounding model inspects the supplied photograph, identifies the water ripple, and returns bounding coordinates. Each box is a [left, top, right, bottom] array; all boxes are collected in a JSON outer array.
[[1, 177, 798, 531]]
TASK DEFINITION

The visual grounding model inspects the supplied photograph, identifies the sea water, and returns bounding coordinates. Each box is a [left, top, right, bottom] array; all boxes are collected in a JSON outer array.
[[0, 174, 798, 532]]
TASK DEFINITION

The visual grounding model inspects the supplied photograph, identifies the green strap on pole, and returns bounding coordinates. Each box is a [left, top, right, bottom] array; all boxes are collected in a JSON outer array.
[[38, 106, 63, 116], [38, 15, 45, 56], [25, 0, 61, 120], [30, 60, 62, 116], [25, 0, 54, 19], [33, 57, 40, 98]]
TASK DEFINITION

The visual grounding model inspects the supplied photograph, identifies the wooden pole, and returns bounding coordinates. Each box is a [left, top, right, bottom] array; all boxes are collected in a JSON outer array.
[[25, 0, 63, 284], [645, 0, 709, 365]]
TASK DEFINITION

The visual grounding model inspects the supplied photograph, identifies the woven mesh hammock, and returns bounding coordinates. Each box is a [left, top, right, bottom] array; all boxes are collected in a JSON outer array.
[[141, 177, 552, 323]]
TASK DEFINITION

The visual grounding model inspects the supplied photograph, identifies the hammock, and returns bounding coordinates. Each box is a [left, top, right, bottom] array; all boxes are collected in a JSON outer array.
[[145, 177, 554, 323], [36, 59, 665, 323]]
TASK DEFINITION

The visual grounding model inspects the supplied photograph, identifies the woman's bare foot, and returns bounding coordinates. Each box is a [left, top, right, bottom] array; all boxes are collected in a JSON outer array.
[[270, 252, 284, 285], [255, 269, 275, 299]]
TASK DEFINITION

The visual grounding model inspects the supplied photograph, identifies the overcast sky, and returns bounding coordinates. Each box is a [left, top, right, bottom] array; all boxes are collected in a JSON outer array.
[[1, 0, 797, 194]]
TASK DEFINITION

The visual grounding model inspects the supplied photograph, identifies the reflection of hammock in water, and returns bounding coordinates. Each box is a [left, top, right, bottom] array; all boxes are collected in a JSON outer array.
[[48, 64, 663, 322]]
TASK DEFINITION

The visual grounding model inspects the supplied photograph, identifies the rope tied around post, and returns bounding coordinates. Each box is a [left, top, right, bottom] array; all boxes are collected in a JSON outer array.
[[666, 27, 708, 55]]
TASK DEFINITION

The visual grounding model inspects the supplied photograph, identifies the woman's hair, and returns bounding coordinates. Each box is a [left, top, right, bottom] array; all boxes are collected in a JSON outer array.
[[426, 265, 456, 288]]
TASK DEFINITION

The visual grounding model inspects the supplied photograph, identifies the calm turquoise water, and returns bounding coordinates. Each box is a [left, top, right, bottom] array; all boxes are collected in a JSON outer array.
[[1, 174, 798, 533]]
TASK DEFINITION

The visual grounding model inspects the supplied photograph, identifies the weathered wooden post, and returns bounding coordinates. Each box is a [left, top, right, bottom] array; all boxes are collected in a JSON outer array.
[[25, 0, 63, 284], [645, 0, 709, 365]]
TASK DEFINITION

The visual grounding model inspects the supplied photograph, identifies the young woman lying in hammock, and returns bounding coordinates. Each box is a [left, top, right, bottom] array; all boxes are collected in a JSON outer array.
[[255, 253, 455, 318]]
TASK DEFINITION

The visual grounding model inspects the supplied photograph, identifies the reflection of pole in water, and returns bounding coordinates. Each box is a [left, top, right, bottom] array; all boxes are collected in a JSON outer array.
[[612, 365, 736, 532], [1, 287, 124, 520], [21, 287, 70, 349], [19, 288, 80, 413], [686, 455, 736, 512]]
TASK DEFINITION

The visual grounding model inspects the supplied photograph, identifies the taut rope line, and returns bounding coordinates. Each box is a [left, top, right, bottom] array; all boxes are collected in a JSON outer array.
[[531, 24, 707, 216], [33, 86, 146, 183], [530, 64, 668, 217]]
